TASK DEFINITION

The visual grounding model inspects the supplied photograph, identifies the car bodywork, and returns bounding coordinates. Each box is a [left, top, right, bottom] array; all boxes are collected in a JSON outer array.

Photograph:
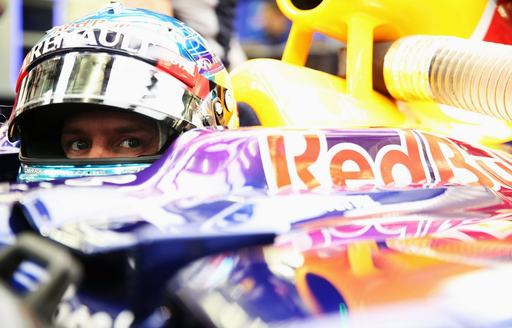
[[1, 125, 512, 326]]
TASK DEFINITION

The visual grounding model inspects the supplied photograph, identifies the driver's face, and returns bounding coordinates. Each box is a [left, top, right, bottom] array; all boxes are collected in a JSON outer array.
[[61, 111, 160, 159]]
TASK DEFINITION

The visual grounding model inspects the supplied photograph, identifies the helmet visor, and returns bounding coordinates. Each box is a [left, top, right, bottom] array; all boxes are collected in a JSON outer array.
[[10, 51, 210, 142]]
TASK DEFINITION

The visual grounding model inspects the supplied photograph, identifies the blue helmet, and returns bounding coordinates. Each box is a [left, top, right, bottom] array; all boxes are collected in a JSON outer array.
[[8, 2, 238, 182]]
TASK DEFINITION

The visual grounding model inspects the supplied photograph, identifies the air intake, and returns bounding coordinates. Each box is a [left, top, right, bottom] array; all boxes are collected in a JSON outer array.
[[290, 0, 323, 10]]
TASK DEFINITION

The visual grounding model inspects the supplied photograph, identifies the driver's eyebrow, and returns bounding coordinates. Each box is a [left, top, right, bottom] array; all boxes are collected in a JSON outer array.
[[112, 125, 157, 134]]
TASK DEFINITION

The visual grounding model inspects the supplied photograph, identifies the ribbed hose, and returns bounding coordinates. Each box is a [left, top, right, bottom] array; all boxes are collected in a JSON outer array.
[[384, 35, 512, 121]]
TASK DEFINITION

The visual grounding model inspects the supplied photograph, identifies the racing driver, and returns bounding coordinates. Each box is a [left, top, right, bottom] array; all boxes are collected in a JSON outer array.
[[6, 1, 238, 182]]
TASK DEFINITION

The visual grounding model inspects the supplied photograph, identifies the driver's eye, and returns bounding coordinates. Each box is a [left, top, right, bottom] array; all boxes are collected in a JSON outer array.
[[119, 138, 141, 149], [70, 140, 90, 151]]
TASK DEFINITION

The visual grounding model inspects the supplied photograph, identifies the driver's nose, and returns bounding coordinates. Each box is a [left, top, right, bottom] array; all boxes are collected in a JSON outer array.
[[86, 140, 116, 158], [87, 146, 112, 158]]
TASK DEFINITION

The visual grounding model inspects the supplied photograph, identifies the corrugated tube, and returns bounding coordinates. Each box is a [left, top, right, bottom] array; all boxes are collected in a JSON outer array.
[[384, 35, 512, 121]]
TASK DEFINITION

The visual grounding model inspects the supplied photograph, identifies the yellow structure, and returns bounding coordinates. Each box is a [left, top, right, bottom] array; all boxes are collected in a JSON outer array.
[[231, 0, 512, 147]]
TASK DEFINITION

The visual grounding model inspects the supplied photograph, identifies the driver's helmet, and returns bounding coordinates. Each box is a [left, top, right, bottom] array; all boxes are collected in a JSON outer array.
[[8, 2, 238, 182]]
